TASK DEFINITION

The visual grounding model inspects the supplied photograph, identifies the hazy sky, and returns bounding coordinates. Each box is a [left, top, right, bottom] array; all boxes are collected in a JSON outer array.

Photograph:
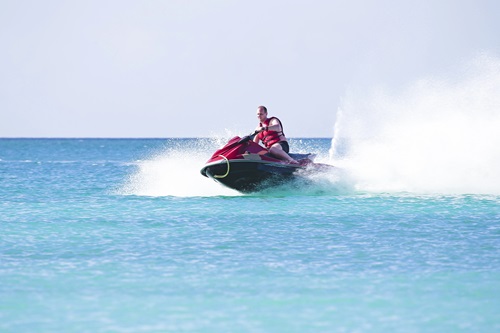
[[1, 0, 499, 138]]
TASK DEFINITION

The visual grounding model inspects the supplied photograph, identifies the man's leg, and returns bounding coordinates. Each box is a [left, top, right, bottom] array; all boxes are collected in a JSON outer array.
[[269, 145, 298, 163]]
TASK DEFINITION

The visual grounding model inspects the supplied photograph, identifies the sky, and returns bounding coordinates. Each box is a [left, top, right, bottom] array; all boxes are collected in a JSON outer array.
[[1, 0, 499, 138]]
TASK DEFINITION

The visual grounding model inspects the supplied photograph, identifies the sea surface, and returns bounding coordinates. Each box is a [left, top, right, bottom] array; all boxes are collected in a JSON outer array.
[[1, 138, 499, 333]]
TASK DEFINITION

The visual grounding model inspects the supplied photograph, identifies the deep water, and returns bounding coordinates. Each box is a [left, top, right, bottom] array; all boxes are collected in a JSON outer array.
[[1, 138, 499, 332]]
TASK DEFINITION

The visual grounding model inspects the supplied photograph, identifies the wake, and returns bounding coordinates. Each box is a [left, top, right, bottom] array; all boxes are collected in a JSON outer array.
[[330, 53, 500, 195]]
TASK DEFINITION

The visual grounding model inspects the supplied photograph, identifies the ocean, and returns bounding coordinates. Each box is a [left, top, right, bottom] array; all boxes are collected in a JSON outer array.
[[1, 137, 499, 332]]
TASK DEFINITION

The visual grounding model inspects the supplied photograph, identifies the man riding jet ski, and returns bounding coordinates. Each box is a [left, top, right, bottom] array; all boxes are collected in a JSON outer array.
[[253, 105, 299, 164], [200, 106, 333, 193]]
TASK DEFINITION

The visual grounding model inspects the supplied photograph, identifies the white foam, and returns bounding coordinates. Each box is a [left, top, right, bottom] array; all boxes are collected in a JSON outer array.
[[330, 53, 500, 195], [120, 139, 238, 197]]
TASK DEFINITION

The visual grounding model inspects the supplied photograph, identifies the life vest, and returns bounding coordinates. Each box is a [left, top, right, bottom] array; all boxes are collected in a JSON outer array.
[[258, 117, 286, 148]]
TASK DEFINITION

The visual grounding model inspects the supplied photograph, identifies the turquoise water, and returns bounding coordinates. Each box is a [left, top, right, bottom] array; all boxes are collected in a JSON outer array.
[[1, 138, 499, 332]]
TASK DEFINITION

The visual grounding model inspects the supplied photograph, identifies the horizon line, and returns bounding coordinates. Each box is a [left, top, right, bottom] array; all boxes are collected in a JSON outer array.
[[0, 136, 333, 140]]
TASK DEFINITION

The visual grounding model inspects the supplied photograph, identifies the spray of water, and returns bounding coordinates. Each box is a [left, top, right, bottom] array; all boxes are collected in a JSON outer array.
[[119, 136, 239, 197], [330, 54, 500, 195], [119, 134, 347, 197]]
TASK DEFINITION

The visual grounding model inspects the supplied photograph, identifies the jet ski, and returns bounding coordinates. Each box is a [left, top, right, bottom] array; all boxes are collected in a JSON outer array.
[[200, 131, 333, 193]]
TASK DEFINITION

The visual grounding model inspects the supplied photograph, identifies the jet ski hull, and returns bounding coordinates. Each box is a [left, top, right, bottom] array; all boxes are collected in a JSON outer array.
[[201, 159, 301, 193]]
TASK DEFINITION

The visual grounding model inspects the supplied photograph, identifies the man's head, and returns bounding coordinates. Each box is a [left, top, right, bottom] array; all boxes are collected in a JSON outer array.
[[257, 106, 268, 122]]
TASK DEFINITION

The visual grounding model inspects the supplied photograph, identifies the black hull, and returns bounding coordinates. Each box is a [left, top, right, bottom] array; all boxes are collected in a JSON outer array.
[[201, 160, 301, 193]]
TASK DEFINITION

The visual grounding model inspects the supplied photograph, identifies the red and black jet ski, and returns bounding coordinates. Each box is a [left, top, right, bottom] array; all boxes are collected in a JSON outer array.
[[200, 131, 333, 193]]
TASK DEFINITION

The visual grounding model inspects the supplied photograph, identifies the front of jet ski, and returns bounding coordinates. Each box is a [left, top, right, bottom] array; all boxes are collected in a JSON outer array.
[[201, 155, 304, 193]]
